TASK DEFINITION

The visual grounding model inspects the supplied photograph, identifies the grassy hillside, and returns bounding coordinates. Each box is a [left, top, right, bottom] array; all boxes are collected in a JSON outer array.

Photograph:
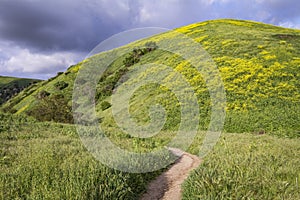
[[3, 19, 299, 136], [0, 76, 40, 105], [1, 19, 300, 199]]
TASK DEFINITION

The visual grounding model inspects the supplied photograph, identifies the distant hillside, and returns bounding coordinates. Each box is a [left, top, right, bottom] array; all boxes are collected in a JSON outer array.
[[0, 76, 41, 105], [2, 19, 300, 136]]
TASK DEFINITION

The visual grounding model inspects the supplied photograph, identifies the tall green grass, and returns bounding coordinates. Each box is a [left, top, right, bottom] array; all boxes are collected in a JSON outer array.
[[183, 133, 300, 199], [0, 113, 163, 199], [1, 113, 300, 199]]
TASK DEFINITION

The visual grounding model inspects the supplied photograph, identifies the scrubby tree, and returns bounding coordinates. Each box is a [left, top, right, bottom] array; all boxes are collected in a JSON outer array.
[[27, 94, 73, 123], [54, 81, 69, 90], [100, 101, 112, 111], [37, 90, 50, 99], [145, 41, 158, 52]]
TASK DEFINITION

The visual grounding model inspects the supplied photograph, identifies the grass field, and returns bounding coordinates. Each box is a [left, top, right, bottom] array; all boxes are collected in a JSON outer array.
[[183, 133, 300, 199], [1, 113, 299, 199], [0, 113, 165, 199]]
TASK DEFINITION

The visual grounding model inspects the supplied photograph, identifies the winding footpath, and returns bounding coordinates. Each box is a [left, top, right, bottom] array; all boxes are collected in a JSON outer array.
[[140, 148, 201, 200]]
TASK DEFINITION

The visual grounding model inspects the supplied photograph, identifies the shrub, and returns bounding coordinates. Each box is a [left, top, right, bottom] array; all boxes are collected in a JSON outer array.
[[100, 101, 111, 111], [27, 94, 73, 123], [123, 54, 136, 67], [54, 81, 69, 90], [122, 42, 158, 67], [37, 90, 50, 99], [145, 41, 158, 52]]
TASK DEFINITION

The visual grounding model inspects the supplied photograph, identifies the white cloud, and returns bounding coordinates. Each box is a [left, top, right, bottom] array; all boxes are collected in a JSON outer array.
[[279, 21, 300, 29], [0, 44, 84, 79], [3, 50, 75, 73], [139, 7, 154, 23]]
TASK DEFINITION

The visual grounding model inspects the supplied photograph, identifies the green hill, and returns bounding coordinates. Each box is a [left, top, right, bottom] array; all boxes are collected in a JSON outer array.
[[0, 76, 41, 105], [3, 19, 299, 136], [1, 19, 300, 199]]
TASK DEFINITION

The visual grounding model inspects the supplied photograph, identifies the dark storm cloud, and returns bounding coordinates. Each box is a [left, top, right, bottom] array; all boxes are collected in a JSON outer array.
[[1, 0, 300, 79], [1, 0, 300, 54], [0, 0, 132, 53]]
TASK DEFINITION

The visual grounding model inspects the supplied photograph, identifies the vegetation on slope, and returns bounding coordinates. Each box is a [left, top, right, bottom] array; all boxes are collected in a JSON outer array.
[[2, 19, 299, 136], [0, 76, 40, 105]]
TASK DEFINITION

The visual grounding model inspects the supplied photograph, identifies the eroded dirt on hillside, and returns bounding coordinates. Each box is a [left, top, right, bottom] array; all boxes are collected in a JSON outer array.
[[140, 148, 201, 200]]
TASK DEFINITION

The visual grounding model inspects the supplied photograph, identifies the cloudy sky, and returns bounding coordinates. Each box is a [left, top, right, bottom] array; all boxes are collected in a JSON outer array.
[[0, 0, 299, 79]]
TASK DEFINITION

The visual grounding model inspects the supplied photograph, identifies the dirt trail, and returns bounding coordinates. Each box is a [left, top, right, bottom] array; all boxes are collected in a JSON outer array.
[[140, 148, 201, 200]]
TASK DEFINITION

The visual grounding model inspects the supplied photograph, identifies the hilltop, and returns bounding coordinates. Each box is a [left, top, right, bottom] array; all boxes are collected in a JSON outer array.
[[2, 19, 300, 136], [0, 76, 41, 105]]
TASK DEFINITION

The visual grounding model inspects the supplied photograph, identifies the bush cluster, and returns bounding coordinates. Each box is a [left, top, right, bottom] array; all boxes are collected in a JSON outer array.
[[96, 42, 158, 101], [27, 94, 73, 123], [100, 101, 112, 111], [123, 41, 158, 67], [54, 81, 69, 90]]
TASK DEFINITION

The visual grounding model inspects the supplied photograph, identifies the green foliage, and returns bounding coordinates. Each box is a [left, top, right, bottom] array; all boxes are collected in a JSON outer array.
[[54, 81, 69, 90], [145, 41, 158, 51], [27, 94, 73, 123], [123, 54, 137, 67], [100, 101, 112, 111], [57, 72, 64, 76], [37, 90, 50, 99], [0, 112, 36, 134], [123, 41, 158, 67]]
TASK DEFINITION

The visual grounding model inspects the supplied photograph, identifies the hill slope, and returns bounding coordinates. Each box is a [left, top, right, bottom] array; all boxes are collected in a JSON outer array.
[[0, 76, 41, 105], [2, 19, 300, 136]]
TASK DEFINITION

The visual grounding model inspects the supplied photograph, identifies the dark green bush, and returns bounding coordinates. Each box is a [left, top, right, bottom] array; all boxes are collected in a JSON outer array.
[[37, 90, 50, 99], [145, 41, 158, 52], [123, 54, 138, 67], [27, 94, 73, 123], [100, 101, 111, 111], [54, 81, 69, 90], [122, 42, 158, 67]]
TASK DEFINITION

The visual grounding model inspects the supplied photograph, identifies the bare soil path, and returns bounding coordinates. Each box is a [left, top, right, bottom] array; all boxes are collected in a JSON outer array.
[[140, 148, 201, 200]]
